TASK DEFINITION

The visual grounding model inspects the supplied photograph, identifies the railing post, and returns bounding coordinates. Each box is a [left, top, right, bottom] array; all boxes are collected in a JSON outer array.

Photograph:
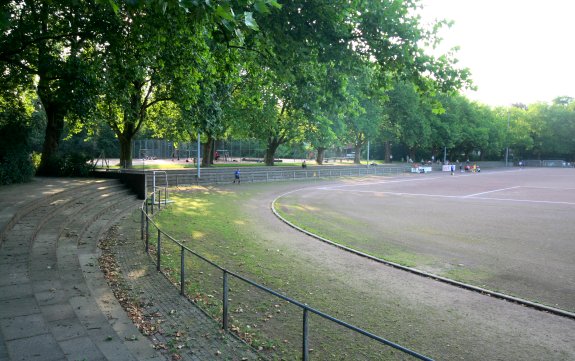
[[145, 202, 150, 254], [180, 245, 185, 296], [151, 194, 155, 214], [156, 229, 161, 271], [140, 208, 144, 240], [158, 190, 161, 210], [302, 308, 309, 361], [222, 271, 229, 331]]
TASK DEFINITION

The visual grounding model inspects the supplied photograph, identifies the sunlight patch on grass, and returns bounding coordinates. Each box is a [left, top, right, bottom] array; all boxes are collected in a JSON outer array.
[[191, 230, 205, 239]]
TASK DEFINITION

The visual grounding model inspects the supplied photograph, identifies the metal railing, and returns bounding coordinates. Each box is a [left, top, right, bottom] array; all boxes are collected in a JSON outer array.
[[140, 188, 434, 361], [160, 165, 410, 187]]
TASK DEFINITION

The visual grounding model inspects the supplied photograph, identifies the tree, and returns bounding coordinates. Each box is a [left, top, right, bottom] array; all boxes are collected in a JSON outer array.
[[242, 0, 471, 165], [524, 99, 575, 160], [385, 81, 430, 161], [93, 2, 212, 167], [0, 88, 37, 184], [1, 0, 109, 174]]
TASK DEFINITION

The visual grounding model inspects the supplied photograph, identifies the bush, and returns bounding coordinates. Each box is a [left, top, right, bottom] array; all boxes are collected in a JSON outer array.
[[61, 152, 93, 176], [38, 152, 93, 177], [0, 149, 36, 185]]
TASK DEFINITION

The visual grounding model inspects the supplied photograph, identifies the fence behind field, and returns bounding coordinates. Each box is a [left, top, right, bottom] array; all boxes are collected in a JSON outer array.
[[522, 159, 570, 167], [143, 165, 409, 189]]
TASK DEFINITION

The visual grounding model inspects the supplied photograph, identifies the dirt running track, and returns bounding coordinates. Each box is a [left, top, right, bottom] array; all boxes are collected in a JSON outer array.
[[239, 169, 575, 361]]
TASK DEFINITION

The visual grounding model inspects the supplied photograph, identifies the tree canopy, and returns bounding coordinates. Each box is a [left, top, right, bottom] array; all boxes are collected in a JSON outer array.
[[1, 0, 574, 182]]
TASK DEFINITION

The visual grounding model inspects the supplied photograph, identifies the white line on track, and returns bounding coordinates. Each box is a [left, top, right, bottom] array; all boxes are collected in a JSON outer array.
[[316, 176, 442, 190], [314, 188, 575, 206], [471, 197, 575, 206], [463, 186, 521, 198], [521, 186, 575, 191]]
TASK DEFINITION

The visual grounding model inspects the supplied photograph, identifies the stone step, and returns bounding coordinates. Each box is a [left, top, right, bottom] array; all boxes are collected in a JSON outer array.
[[0, 179, 166, 361]]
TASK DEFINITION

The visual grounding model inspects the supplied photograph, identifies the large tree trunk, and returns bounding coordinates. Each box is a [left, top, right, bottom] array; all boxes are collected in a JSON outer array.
[[316, 147, 325, 165], [264, 139, 281, 166], [35, 5, 63, 176], [117, 117, 137, 168], [384, 141, 392, 163], [201, 135, 215, 167], [119, 135, 133, 168], [36, 101, 65, 175], [354, 144, 362, 164]]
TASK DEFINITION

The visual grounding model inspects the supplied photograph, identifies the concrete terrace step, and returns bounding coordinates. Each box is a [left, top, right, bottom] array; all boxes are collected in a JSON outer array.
[[0, 178, 260, 361], [0, 179, 166, 361]]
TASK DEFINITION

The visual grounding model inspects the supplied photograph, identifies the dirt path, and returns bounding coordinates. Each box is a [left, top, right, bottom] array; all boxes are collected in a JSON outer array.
[[238, 179, 575, 361]]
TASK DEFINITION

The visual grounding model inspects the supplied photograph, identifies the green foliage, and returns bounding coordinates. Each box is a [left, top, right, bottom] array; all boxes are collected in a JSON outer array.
[[39, 152, 93, 177], [0, 91, 36, 184], [385, 81, 430, 158], [0, 149, 35, 185], [3, 0, 573, 171]]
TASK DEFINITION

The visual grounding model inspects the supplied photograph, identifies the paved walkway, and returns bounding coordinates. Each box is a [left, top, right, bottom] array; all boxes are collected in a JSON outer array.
[[0, 178, 257, 361]]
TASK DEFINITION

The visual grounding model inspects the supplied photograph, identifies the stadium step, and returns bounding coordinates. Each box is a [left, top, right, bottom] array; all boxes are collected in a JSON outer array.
[[0, 179, 165, 361]]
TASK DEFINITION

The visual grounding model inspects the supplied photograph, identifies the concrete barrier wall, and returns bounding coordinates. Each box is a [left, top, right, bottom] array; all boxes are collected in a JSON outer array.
[[93, 170, 147, 199]]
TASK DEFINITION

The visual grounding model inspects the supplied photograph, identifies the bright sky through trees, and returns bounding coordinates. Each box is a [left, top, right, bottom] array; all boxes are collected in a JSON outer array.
[[420, 0, 575, 106]]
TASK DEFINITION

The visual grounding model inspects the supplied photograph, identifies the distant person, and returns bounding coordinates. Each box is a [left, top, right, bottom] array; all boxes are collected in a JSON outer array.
[[451, 164, 455, 175], [302, 160, 307, 169], [233, 169, 241, 184]]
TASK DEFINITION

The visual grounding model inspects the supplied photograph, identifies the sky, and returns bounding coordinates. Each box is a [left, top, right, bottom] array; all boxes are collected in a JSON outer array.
[[418, 0, 575, 107]]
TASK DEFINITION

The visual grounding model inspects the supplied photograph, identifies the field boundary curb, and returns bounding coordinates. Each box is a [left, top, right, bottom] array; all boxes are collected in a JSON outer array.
[[271, 189, 575, 321]]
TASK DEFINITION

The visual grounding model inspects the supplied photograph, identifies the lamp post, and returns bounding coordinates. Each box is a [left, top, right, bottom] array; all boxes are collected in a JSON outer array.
[[367, 140, 370, 166], [197, 131, 201, 178]]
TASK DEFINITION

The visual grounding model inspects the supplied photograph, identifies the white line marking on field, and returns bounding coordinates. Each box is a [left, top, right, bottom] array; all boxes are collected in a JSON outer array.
[[314, 188, 575, 206], [463, 186, 521, 198], [521, 186, 575, 191], [317, 176, 442, 190], [344, 190, 461, 199], [473, 197, 575, 206]]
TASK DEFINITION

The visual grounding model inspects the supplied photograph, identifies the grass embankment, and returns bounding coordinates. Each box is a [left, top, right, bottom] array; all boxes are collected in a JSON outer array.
[[152, 185, 431, 360]]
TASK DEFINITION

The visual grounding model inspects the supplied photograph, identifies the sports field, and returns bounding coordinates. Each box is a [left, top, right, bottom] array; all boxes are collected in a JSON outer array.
[[275, 168, 575, 313], [155, 167, 575, 360]]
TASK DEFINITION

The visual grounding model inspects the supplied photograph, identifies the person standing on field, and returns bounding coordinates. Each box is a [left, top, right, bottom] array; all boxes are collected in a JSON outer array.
[[233, 169, 241, 184]]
